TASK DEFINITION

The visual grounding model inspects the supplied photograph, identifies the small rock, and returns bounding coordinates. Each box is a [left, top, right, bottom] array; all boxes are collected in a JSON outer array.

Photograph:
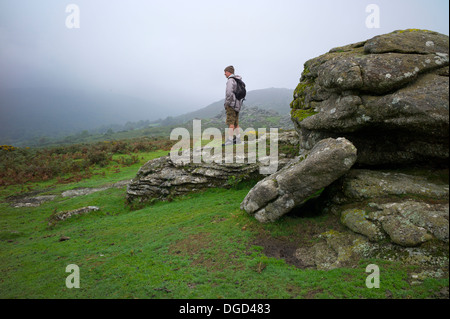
[[49, 206, 100, 226], [59, 236, 70, 242]]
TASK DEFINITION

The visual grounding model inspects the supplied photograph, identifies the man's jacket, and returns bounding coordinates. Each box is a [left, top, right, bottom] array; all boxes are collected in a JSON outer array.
[[225, 75, 243, 112]]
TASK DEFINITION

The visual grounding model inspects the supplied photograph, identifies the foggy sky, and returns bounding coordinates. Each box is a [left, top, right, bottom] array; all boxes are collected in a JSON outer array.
[[1, 0, 449, 116]]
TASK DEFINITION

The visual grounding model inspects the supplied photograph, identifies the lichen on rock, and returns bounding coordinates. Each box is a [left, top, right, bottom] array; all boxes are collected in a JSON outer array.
[[290, 29, 449, 166]]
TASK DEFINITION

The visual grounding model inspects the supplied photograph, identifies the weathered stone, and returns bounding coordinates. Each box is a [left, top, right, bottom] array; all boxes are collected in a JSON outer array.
[[291, 29, 449, 166], [382, 215, 432, 247], [127, 131, 299, 205], [295, 230, 374, 271], [334, 169, 449, 202], [312, 241, 338, 271], [287, 29, 449, 272], [324, 169, 449, 247], [377, 201, 449, 243], [340, 208, 384, 241], [241, 138, 357, 222], [62, 187, 109, 198], [363, 29, 449, 55], [48, 206, 100, 226], [127, 154, 261, 204], [10, 195, 57, 208], [294, 226, 449, 271], [293, 247, 316, 268]]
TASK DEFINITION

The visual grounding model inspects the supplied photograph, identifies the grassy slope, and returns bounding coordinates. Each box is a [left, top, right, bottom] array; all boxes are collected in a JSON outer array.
[[0, 151, 448, 299]]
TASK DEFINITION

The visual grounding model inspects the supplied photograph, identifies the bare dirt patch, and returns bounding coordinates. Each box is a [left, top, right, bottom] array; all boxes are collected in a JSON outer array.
[[250, 207, 347, 269], [169, 233, 211, 256], [168, 232, 244, 272]]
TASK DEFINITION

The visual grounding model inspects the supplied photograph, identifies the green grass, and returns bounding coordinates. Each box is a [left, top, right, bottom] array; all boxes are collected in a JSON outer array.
[[0, 150, 448, 299]]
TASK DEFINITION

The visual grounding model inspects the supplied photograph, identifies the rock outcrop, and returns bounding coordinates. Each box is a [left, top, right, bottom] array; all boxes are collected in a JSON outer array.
[[240, 138, 357, 222], [243, 30, 449, 273], [290, 29, 449, 166], [126, 154, 261, 205], [126, 131, 299, 205]]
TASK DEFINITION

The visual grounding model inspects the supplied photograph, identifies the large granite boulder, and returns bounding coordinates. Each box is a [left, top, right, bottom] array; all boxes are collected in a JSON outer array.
[[240, 138, 357, 222], [290, 29, 449, 166]]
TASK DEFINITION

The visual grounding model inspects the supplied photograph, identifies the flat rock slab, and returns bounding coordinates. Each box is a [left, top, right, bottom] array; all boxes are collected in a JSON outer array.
[[341, 201, 449, 247], [11, 195, 57, 208], [294, 228, 449, 272], [241, 138, 357, 222], [61, 180, 131, 198], [7, 180, 131, 208], [337, 169, 449, 201]]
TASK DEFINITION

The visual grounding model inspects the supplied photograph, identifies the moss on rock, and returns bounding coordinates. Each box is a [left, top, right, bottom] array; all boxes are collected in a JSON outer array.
[[290, 108, 319, 122]]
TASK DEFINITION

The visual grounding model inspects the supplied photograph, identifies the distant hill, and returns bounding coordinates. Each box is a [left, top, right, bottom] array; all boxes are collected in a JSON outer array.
[[185, 106, 295, 132], [158, 88, 293, 126], [0, 87, 169, 145]]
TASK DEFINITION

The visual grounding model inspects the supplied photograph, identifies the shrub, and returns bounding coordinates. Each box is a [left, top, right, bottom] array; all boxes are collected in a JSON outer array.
[[86, 150, 111, 167]]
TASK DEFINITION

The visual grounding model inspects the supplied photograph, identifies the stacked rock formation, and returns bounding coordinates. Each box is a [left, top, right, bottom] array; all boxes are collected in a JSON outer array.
[[241, 30, 449, 271]]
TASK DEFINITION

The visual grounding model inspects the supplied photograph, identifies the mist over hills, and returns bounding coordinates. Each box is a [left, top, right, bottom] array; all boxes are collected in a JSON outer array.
[[0, 87, 171, 145], [0, 87, 293, 146]]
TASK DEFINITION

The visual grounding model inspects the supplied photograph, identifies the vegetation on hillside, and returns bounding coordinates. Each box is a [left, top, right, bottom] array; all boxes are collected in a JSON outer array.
[[0, 137, 175, 186]]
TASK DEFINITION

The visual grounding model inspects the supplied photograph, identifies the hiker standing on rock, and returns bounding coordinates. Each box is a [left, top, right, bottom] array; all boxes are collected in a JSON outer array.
[[223, 65, 246, 146]]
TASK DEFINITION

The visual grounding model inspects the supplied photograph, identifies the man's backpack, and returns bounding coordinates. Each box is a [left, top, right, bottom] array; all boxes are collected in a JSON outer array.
[[233, 78, 246, 101]]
